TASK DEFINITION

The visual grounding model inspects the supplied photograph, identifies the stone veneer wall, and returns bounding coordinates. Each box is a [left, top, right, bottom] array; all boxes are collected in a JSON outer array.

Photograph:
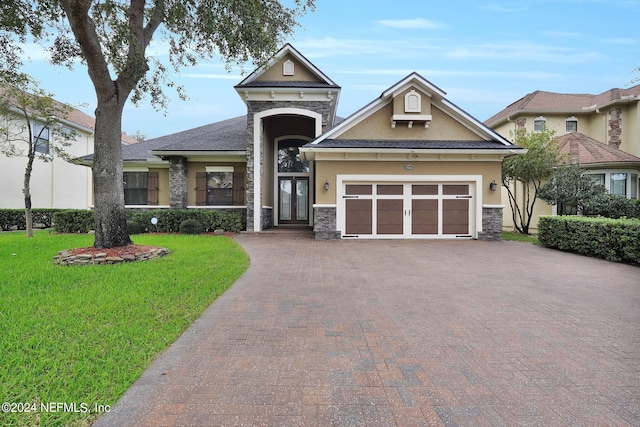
[[169, 156, 188, 209], [608, 108, 622, 148], [245, 99, 337, 231], [478, 206, 503, 241], [313, 205, 341, 240]]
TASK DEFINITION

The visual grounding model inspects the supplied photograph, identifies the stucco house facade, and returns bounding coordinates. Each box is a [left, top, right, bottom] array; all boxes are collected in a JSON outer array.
[[107, 44, 522, 240], [486, 87, 640, 231], [0, 107, 97, 210]]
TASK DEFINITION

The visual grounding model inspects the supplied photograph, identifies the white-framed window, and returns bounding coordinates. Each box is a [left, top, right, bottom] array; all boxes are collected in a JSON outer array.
[[587, 171, 639, 199], [33, 123, 50, 154], [533, 116, 546, 132], [566, 116, 578, 133], [205, 166, 234, 206]]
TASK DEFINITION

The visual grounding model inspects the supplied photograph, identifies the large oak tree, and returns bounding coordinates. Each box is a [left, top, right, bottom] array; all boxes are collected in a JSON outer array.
[[0, 0, 314, 248]]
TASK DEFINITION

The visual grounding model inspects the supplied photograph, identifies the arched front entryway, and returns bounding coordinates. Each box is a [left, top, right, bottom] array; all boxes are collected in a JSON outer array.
[[251, 108, 323, 231]]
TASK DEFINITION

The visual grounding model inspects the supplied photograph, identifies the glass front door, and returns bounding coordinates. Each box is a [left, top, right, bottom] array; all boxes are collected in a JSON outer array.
[[279, 177, 309, 224]]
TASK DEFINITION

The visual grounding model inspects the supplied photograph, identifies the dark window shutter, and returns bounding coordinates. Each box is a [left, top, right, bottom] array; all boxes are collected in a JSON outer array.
[[233, 172, 245, 206], [147, 172, 159, 205], [196, 172, 207, 206]]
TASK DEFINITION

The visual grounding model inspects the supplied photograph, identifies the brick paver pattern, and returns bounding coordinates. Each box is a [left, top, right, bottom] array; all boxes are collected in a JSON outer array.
[[94, 236, 640, 426]]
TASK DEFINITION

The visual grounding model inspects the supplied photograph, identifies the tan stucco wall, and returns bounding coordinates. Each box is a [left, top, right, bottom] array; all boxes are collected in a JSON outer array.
[[255, 53, 323, 83], [337, 103, 482, 141], [314, 160, 503, 206], [187, 162, 247, 206]]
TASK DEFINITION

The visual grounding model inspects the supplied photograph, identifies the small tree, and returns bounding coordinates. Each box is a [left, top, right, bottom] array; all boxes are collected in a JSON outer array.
[[0, 73, 78, 237], [502, 128, 563, 234], [538, 164, 607, 215]]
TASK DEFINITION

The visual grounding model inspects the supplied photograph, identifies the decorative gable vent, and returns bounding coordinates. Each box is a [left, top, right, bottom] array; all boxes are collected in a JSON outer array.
[[405, 90, 421, 113], [283, 60, 295, 76], [391, 88, 432, 128]]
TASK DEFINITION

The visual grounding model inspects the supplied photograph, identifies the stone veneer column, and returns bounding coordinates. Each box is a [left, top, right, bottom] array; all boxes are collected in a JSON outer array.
[[608, 108, 622, 148], [313, 206, 340, 240], [478, 206, 503, 241], [169, 156, 188, 209]]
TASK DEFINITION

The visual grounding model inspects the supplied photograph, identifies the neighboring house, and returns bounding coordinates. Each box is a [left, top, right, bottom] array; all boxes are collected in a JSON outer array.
[[0, 96, 138, 210], [486, 86, 640, 231], [0, 107, 95, 209], [84, 44, 522, 240]]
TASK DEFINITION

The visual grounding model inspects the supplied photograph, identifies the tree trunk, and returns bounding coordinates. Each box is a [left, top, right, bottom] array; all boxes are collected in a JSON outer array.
[[92, 95, 131, 249], [23, 148, 35, 238]]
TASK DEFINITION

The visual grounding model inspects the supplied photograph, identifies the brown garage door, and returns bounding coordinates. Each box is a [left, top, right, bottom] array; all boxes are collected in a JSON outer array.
[[343, 182, 472, 238]]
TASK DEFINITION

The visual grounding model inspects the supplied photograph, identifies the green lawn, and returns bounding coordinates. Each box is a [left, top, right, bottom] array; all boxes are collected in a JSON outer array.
[[0, 232, 248, 427], [502, 231, 539, 244]]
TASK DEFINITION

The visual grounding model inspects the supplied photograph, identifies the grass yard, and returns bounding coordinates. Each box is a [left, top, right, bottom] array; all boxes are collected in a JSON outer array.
[[0, 232, 248, 427], [501, 231, 539, 244]]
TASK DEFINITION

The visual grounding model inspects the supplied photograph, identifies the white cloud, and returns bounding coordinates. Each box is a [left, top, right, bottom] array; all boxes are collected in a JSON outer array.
[[479, 3, 528, 12], [444, 42, 604, 63], [603, 37, 637, 45], [377, 18, 446, 30]]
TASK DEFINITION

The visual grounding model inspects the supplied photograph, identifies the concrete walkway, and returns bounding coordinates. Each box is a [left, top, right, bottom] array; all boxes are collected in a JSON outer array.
[[94, 236, 640, 426]]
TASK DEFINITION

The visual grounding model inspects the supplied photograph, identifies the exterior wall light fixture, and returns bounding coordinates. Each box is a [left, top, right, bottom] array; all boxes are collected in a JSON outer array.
[[489, 180, 498, 192], [324, 181, 330, 191]]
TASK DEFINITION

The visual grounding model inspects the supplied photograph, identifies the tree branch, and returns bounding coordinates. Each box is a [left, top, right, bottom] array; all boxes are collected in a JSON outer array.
[[59, 0, 114, 100]]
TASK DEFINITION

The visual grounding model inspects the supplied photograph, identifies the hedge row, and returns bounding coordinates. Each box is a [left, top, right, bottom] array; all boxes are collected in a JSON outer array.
[[49, 209, 245, 234], [0, 208, 60, 231], [126, 209, 245, 233], [538, 216, 640, 265]]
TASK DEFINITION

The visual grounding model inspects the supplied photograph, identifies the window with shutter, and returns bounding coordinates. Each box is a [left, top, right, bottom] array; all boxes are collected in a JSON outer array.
[[147, 172, 159, 205], [196, 172, 207, 206]]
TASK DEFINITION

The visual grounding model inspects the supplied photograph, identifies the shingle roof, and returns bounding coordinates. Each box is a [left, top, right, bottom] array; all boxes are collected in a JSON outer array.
[[485, 84, 640, 126], [305, 139, 517, 150], [82, 116, 247, 162], [150, 116, 247, 153], [556, 132, 640, 167]]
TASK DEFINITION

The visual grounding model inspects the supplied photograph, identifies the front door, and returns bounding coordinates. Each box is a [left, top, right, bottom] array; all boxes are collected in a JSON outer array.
[[279, 177, 309, 224]]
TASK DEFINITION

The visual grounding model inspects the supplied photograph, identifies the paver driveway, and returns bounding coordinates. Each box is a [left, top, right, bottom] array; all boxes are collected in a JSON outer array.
[[94, 235, 640, 426]]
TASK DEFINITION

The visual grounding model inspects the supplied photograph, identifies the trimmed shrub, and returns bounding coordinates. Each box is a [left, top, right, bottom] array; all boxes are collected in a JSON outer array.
[[179, 218, 204, 235], [126, 209, 244, 233], [53, 210, 94, 233], [0, 210, 25, 231], [582, 194, 640, 219], [127, 220, 142, 235], [539, 216, 640, 265]]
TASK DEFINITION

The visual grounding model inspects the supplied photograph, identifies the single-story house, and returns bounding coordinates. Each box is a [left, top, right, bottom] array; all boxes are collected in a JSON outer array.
[[84, 44, 523, 240]]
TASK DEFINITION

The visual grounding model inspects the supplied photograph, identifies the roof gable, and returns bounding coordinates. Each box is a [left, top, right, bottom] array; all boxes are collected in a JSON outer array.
[[235, 44, 338, 88], [309, 73, 512, 147]]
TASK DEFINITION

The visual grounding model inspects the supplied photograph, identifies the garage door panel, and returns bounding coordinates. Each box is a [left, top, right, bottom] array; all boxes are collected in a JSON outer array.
[[346, 199, 372, 234], [412, 199, 438, 234], [442, 199, 469, 234], [443, 184, 469, 195], [377, 199, 403, 234]]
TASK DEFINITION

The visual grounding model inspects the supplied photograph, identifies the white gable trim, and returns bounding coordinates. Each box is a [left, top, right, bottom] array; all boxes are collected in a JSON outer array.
[[237, 44, 338, 87], [311, 72, 512, 146]]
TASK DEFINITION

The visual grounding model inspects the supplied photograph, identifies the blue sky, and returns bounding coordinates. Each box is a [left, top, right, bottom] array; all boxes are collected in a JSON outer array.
[[19, 0, 640, 139]]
